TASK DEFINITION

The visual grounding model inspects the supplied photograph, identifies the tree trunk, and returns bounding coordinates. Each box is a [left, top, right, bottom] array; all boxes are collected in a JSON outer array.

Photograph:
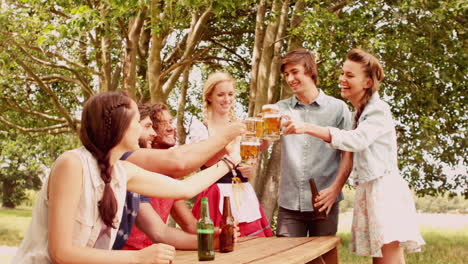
[[247, 0, 267, 117], [99, 4, 112, 92], [159, 9, 212, 102], [249, 0, 303, 223], [147, 0, 166, 103], [123, 9, 147, 97], [176, 65, 190, 145], [1, 180, 16, 208]]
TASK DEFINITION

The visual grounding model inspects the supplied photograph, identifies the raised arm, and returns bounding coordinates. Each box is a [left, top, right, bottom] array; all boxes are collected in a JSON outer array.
[[126, 121, 245, 178], [47, 152, 172, 264], [125, 153, 240, 200]]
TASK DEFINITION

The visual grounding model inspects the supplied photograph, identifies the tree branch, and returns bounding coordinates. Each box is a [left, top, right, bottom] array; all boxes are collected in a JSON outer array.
[[0, 115, 72, 134], [1, 97, 67, 122], [159, 47, 211, 81], [207, 38, 250, 69], [11, 55, 78, 133]]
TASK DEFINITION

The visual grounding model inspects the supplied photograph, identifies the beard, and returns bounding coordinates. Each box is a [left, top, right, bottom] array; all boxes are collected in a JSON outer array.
[[138, 138, 150, 149], [152, 139, 175, 150]]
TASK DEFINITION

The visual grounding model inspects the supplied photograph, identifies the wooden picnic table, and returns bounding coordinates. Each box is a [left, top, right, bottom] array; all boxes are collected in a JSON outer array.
[[174, 236, 341, 264]]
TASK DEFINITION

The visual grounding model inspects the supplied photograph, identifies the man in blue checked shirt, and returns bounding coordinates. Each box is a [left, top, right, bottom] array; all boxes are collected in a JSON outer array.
[[271, 49, 353, 237]]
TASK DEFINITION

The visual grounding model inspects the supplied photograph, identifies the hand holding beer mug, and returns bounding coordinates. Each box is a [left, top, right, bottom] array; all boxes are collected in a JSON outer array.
[[261, 104, 282, 141]]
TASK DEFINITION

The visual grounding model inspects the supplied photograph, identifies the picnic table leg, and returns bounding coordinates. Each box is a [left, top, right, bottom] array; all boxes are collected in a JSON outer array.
[[306, 246, 338, 264]]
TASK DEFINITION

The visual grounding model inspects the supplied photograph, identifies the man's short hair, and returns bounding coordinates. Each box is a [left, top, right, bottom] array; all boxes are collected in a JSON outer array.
[[137, 104, 152, 121], [280, 49, 319, 85]]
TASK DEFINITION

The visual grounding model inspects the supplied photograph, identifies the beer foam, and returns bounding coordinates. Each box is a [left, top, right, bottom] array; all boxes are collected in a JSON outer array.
[[264, 113, 281, 118], [241, 141, 261, 146]]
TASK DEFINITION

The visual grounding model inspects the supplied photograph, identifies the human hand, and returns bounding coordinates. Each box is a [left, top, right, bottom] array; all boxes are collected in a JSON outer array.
[[236, 164, 255, 178], [218, 121, 246, 142], [135, 243, 175, 264], [314, 185, 340, 215], [281, 119, 308, 135]]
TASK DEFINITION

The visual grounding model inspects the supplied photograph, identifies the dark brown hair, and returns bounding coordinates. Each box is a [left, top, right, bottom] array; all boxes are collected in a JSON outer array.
[[149, 103, 169, 130], [79, 91, 135, 228], [345, 49, 385, 127], [138, 103, 152, 121], [280, 49, 319, 85]]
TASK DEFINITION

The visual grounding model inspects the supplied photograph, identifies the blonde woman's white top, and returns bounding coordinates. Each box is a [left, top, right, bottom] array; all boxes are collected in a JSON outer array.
[[12, 147, 128, 264]]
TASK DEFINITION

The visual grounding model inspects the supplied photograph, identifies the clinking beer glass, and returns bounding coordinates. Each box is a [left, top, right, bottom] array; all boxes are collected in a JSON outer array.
[[240, 118, 261, 165], [262, 104, 282, 141], [240, 136, 260, 165]]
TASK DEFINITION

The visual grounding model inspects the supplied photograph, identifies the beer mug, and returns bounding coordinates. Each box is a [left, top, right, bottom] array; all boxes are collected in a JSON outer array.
[[240, 137, 260, 165], [262, 104, 281, 141], [243, 117, 257, 137], [255, 117, 264, 138]]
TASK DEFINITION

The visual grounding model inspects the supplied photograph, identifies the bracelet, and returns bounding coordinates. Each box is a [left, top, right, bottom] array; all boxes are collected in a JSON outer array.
[[223, 156, 237, 169], [219, 158, 232, 171], [221, 157, 237, 177]]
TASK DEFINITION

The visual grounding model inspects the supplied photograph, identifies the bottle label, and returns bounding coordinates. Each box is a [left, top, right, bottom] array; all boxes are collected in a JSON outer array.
[[197, 229, 214, 234]]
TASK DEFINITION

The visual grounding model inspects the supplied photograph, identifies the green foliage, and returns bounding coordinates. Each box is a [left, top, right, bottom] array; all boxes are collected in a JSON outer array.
[[296, 0, 467, 197], [0, 132, 78, 208]]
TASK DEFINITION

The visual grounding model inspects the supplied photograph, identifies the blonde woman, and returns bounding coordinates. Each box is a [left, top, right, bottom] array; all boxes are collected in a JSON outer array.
[[187, 72, 273, 237]]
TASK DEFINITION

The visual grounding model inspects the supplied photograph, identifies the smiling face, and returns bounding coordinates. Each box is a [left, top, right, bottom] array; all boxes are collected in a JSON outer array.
[[138, 116, 157, 148], [152, 110, 176, 149], [282, 63, 317, 95], [207, 80, 235, 116], [339, 59, 372, 105]]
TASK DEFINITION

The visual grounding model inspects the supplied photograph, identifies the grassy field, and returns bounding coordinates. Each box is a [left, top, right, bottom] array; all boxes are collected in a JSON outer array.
[[1, 207, 467, 264]]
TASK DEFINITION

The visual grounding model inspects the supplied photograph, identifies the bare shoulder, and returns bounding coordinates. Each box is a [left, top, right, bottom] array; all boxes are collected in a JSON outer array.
[[53, 151, 82, 172], [48, 151, 84, 195]]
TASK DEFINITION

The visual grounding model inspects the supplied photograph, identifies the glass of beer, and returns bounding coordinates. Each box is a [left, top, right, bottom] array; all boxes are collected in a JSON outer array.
[[243, 117, 257, 138], [255, 117, 264, 138], [262, 104, 281, 141], [240, 137, 260, 165]]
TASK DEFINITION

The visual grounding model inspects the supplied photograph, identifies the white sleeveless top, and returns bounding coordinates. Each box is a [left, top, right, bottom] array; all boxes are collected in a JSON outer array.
[[12, 147, 128, 264]]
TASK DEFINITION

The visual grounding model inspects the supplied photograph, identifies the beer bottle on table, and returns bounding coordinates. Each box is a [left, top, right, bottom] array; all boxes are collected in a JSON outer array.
[[219, 196, 235, 252], [197, 197, 215, 261], [309, 179, 327, 220]]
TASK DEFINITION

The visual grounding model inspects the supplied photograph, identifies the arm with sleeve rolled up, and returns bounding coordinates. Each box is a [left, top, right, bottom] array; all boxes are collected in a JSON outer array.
[[126, 121, 245, 178], [47, 153, 175, 264]]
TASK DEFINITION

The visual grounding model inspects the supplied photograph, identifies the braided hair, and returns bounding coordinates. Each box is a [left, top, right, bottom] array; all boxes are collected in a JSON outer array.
[[346, 49, 385, 128], [79, 91, 135, 228]]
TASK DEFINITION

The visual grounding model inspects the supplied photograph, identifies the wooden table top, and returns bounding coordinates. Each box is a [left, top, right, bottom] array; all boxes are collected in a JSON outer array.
[[174, 236, 341, 264]]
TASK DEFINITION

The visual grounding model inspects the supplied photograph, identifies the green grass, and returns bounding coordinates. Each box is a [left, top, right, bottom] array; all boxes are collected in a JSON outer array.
[[0, 207, 32, 246], [1, 207, 467, 264], [337, 227, 468, 264]]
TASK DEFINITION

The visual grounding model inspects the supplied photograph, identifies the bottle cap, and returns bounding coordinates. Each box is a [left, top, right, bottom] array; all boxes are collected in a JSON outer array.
[[201, 197, 208, 203]]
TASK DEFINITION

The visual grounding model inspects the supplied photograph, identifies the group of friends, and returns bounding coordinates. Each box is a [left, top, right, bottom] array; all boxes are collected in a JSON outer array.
[[13, 48, 425, 264]]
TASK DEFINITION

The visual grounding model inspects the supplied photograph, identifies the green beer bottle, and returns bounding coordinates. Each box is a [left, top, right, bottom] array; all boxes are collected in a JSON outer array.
[[197, 197, 215, 261]]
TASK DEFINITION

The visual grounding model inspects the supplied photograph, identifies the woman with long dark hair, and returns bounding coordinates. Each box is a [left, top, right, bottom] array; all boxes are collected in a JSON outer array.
[[14, 91, 244, 264]]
